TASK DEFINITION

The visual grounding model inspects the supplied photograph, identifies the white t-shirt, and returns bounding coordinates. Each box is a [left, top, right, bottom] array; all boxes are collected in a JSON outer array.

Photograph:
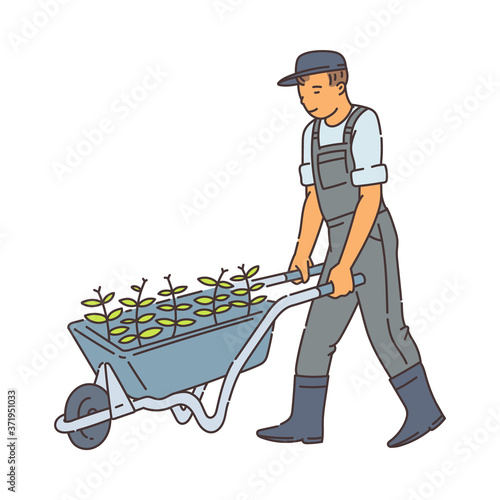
[[299, 105, 387, 187]]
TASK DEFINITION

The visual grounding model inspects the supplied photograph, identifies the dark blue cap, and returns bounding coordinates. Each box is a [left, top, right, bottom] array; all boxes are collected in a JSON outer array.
[[277, 50, 347, 86]]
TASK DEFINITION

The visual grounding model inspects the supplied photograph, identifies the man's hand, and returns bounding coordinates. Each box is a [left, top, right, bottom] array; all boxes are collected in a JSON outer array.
[[289, 252, 313, 284], [328, 264, 354, 298]]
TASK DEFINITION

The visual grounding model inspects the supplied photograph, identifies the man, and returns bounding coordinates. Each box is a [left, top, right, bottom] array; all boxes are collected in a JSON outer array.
[[256, 50, 445, 447]]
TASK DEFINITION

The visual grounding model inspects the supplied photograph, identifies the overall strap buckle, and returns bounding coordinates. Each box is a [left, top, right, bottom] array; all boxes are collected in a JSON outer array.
[[342, 105, 368, 144]]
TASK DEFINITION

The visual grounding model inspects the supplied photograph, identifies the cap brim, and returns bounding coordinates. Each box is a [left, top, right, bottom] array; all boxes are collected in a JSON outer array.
[[277, 64, 347, 86]]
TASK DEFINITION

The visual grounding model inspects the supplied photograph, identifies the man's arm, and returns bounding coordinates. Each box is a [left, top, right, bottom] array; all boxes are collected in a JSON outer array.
[[289, 185, 323, 283], [328, 183, 381, 297]]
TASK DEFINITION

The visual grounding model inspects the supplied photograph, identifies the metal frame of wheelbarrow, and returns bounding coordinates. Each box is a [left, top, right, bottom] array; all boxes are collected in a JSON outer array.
[[54, 263, 365, 443]]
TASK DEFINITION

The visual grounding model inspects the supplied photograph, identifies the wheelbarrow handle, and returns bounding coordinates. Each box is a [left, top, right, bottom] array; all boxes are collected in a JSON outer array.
[[133, 273, 366, 433], [315, 274, 366, 297], [254, 262, 365, 288]]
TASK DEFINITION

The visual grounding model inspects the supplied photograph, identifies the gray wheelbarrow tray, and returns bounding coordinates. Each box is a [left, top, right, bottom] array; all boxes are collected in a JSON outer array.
[[54, 263, 365, 449]]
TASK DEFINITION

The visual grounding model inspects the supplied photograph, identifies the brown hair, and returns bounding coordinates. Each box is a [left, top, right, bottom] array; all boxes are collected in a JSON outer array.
[[297, 69, 348, 87]]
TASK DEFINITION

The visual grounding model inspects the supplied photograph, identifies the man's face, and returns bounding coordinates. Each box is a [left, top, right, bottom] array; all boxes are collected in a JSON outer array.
[[297, 72, 345, 119]]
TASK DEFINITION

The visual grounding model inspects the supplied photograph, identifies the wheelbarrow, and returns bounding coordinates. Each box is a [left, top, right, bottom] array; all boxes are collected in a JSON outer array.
[[54, 263, 365, 449]]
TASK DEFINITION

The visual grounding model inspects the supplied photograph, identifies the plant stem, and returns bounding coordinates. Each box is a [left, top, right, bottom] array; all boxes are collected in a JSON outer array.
[[94, 286, 110, 341], [238, 264, 251, 316], [213, 268, 227, 325], [164, 274, 177, 337], [135, 278, 147, 347]]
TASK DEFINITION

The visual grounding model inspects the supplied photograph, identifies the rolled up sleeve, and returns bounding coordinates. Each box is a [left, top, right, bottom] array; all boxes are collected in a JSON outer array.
[[351, 163, 388, 186], [299, 121, 314, 186], [299, 163, 314, 186], [350, 109, 388, 186]]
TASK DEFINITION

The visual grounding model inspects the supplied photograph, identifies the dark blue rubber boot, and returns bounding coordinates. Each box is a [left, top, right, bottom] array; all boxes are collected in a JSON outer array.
[[256, 375, 328, 444], [388, 363, 445, 448]]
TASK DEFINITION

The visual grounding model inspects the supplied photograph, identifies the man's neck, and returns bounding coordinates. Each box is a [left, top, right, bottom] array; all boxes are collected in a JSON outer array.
[[324, 96, 352, 126]]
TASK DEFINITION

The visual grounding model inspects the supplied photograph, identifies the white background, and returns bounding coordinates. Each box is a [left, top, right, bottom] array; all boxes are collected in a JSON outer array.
[[2, 1, 499, 499]]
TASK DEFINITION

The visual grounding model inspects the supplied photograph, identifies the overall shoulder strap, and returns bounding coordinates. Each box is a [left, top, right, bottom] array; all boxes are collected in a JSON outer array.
[[343, 105, 368, 144], [312, 118, 321, 142]]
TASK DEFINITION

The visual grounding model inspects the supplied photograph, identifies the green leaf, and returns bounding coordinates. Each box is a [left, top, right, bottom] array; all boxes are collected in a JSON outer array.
[[121, 318, 136, 324], [131, 285, 141, 292], [139, 298, 155, 307], [103, 292, 115, 303], [198, 276, 217, 286], [194, 309, 214, 316], [251, 283, 264, 291], [232, 289, 248, 296], [215, 305, 231, 313], [119, 335, 137, 344], [81, 299, 101, 307], [177, 319, 196, 327], [156, 318, 175, 326], [173, 285, 187, 294], [251, 295, 267, 304], [229, 301, 247, 308], [158, 304, 174, 311], [176, 303, 192, 310], [110, 326, 129, 335], [195, 296, 213, 304], [230, 275, 245, 281], [107, 308, 123, 321], [85, 313, 107, 323], [247, 265, 259, 278], [138, 313, 156, 323], [215, 294, 229, 301], [218, 280, 234, 289], [140, 327, 162, 339], [158, 289, 172, 296], [119, 298, 137, 307]]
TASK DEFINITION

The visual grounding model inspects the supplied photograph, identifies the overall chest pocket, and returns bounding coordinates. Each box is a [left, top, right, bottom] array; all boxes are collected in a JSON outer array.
[[316, 150, 348, 190]]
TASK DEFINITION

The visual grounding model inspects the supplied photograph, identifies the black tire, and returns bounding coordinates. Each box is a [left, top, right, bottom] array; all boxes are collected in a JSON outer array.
[[64, 383, 111, 450]]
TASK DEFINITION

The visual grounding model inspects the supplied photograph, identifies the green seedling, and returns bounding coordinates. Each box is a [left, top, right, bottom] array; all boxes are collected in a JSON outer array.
[[155, 274, 196, 337], [230, 264, 267, 316], [194, 268, 233, 324], [118, 278, 161, 346], [81, 286, 126, 341]]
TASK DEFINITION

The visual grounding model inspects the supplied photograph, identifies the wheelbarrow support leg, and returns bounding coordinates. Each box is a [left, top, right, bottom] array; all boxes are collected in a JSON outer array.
[[171, 384, 208, 425], [95, 363, 135, 419]]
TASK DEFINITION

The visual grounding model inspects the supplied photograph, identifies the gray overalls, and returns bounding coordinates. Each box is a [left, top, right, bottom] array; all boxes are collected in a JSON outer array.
[[295, 105, 421, 378]]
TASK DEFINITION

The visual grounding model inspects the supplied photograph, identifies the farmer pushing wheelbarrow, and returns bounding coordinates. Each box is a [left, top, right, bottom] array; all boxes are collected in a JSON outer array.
[[256, 50, 445, 447], [54, 50, 445, 451]]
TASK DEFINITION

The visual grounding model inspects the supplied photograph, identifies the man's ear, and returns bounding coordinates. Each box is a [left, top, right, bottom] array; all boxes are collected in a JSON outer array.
[[336, 82, 346, 95]]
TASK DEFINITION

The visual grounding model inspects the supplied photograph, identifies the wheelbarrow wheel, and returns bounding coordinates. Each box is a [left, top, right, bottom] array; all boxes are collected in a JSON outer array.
[[64, 383, 111, 450]]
